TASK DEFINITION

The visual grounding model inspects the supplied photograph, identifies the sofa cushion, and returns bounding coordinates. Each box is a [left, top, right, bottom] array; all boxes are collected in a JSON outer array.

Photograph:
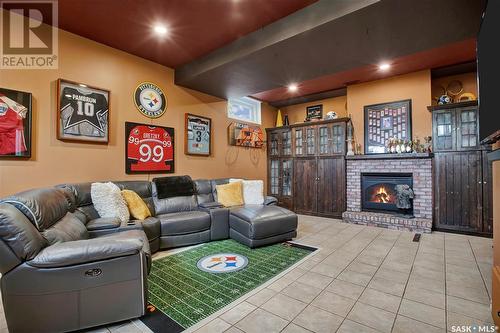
[[114, 181, 152, 198], [86, 217, 122, 231], [121, 190, 151, 220], [229, 205, 297, 240], [58, 182, 93, 207], [1, 188, 73, 230], [210, 178, 230, 202], [216, 182, 244, 207], [229, 179, 264, 205], [0, 203, 47, 261], [157, 211, 210, 236], [194, 179, 214, 204], [91, 182, 130, 223], [42, 212, 88, 245]]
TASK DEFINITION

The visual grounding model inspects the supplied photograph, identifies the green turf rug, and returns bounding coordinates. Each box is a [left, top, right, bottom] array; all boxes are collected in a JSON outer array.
[[141, 239, 315, 332]]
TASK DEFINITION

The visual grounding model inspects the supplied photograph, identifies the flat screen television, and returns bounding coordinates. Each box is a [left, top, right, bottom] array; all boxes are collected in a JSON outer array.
[[477, 0, 500, 144]]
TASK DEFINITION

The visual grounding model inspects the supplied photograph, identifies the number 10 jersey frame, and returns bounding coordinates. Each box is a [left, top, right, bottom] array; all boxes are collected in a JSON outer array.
[[125, 121, 175, 174]]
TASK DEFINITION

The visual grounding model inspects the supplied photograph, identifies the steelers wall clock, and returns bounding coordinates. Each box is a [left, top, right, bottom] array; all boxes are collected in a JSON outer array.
[[133, 82, 167, 118]]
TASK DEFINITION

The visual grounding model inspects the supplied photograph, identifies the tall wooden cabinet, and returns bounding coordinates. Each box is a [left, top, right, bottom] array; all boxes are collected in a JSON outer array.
[[429, 101, 493, 236], [266, 118, 348, 218]]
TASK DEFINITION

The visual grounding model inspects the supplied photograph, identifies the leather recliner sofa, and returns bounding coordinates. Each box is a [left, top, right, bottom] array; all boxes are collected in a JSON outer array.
[[0, 188, 150, 333], [0, 177, 297, 332]]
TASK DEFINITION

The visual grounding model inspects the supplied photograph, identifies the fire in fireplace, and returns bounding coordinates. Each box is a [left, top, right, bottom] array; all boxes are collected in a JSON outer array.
[[361, 173, 413, 216]]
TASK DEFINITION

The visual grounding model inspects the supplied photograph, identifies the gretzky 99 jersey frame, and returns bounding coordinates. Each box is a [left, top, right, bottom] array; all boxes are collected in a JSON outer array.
[[125, 121, 175, 174], [57, 79, 110, 143]]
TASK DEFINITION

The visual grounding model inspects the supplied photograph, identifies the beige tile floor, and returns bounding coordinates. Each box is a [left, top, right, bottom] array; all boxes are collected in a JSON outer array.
[[0, 215, 493, 333]]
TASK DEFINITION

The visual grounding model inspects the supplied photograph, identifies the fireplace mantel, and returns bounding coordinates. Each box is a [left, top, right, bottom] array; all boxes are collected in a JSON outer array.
[[346, 153, 433, 160]]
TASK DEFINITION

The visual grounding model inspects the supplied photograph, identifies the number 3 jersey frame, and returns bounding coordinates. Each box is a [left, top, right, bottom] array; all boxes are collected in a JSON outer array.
[[125, 121, 175, 174]]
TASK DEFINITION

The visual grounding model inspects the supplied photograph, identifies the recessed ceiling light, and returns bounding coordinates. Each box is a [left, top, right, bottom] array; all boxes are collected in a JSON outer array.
[[288, 83, 298, 92], [153, 25, 168, 36], [379, 63, 391, 71]]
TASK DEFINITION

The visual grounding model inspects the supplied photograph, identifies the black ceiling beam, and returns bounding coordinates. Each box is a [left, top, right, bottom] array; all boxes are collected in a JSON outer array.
[[270, 88, 347, 108]]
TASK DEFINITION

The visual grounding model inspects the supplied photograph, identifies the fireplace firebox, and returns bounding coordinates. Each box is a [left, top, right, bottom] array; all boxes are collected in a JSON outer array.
[[361, 173, 413, 216]]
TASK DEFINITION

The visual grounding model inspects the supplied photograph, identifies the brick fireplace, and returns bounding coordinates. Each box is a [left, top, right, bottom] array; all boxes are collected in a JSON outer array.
[[342, 153, 433, 233]]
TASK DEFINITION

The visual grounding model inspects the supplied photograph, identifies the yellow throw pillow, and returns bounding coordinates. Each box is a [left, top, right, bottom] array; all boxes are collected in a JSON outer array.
[[216, 181, 244, 207], [121, 190, 152, 220]]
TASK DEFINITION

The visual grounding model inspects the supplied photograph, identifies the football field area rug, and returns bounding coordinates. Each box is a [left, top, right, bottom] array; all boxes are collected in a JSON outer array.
[[140, 239, 316, 332]]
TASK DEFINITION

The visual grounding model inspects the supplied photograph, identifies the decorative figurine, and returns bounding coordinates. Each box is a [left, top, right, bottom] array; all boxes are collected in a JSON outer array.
[[325, 111, 338, 120], [438, 94, 452, 105], [346, 121, 355, 156], [276, 109, 283, 127], [423, 136, 432, 153], [395, 184, 414, 216], [283, 115, 289, 126]]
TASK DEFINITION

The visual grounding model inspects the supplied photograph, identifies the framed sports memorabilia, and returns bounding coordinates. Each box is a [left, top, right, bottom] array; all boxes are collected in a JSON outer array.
[[364, 99, 412, 154], [185, 113, 211, 156], [133, 82, 167, 119], [306, 104, 323, 120], [125, 122, 174, 174], [228, 122, 264, 148], [0, 88, 32, 158], [57, 79, 110, 143]]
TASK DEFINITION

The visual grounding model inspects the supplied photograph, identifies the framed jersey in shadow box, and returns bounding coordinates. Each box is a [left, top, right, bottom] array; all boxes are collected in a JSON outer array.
[[185, 113, 211, 156], [125, 122, 175, 174], [0, 87, 32, 158], [57, 79, 110, 143]]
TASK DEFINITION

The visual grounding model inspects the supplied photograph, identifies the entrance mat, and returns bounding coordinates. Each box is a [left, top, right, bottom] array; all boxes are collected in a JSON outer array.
[[140, 239, 316, 332]]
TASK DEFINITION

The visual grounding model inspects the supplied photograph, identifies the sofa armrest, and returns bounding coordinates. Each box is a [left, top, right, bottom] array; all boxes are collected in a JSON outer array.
[[264, 196, 278, 206], [198, 206, 229, 241], [28, 236, 144, 268], [86, 217, 122, 231], [199, 201, 224, 209]]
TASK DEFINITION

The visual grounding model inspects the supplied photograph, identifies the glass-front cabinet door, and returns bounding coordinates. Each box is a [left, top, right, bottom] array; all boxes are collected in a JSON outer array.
[[318, 125, 330, 155], [457, 107, 478, 150], [331, 124, 345, 154], [269, 159, 280, 196], [433, 110, 455, 151], [268, 131, 279, 157], [281, 130, 292, 156], [282, 159, 293, 197], [293, 128, 304, 156], [306, 126, 316, 155]]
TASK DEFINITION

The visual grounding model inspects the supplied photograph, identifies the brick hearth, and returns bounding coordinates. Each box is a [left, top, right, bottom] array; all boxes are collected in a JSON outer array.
[[342, 153, 433, 233]]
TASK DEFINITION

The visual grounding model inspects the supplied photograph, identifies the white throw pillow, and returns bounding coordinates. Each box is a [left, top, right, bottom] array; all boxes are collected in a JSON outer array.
[[229, 179, 264, 205], [90, 182, 130, 223]]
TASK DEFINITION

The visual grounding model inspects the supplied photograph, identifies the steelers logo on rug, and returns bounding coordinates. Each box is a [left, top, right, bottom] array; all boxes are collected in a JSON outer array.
[[197, 253, 248, 274], [134, 82, 167, 118]]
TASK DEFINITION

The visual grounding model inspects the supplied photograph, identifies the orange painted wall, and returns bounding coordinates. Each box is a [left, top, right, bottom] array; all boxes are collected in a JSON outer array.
[[347, 70, 432, 153], [280, 95, 347, 125], [0, 29, 276, 196], [431, 72, 478, 105]]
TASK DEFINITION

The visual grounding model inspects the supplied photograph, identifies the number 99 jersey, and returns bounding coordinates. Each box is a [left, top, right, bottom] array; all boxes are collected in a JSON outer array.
[[126, 123, 174, 173]]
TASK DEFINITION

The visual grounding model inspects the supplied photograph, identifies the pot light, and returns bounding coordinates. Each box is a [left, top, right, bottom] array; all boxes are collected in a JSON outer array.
[[379, 63, 391, 71], [288, 83, 298, 92], [153, 25, 168, 36]]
